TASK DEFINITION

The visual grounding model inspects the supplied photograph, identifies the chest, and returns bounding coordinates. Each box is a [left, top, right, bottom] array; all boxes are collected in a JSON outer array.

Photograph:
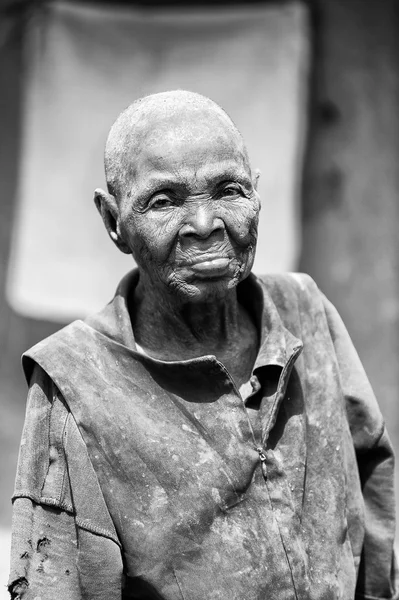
[[69, 355, 360, 600]]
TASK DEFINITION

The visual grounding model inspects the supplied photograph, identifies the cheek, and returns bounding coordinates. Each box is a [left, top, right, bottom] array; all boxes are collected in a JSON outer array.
[[122, 212, 180, 264], [221, 200, 259, 245]]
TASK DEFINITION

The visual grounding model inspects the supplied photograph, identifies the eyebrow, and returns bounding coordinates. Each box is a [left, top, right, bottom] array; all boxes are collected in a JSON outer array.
[[136, 164, 252, 198], [205, 169, 252, 187], [139, 176, 188, 196]]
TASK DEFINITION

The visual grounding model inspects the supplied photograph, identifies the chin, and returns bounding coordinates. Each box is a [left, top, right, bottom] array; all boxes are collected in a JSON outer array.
[[168, 272, 248, 304], [186, 280, 235, 303]]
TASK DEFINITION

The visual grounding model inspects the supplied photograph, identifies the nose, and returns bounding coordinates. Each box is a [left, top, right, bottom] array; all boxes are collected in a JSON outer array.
[[179, 201, 224, 240]]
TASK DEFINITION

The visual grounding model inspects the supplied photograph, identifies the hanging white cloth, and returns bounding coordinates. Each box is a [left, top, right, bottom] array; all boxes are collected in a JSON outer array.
[[7, 1, 309, 321]]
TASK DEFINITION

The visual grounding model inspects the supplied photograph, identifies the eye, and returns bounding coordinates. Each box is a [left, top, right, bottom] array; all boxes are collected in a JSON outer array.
[[223, 187, 239, 196], [149, 196, 175, 210], [219, 184, 242, 198]]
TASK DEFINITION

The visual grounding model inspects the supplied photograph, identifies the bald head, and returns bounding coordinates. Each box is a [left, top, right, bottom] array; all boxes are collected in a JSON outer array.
[[104, 90, 249, 200]]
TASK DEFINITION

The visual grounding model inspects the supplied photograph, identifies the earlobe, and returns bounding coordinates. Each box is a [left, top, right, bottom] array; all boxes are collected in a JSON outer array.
[[93, 188, 131, 254]]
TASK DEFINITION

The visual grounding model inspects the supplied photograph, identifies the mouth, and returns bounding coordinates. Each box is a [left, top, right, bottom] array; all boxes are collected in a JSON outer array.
[[186, 255, 230, 278]]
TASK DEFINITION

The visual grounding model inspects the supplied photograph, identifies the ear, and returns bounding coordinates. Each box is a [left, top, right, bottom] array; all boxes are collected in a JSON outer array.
[[93, 188, 131, 254], [253, 168, 261, 191]]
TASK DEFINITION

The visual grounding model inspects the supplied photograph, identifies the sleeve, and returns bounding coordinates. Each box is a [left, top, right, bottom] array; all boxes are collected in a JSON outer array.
[[323, 294, 399, 600], [8, 365, 124, 599]]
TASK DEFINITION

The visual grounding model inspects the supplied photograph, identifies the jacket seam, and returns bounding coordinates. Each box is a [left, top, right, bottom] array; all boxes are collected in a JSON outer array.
[[11, 491, 74, 514], [39, 382, 70, 504], [60, 386, 121, 545], [355, 594, 399, 600], [75, 517, 122, 547], [289, 274, 310, 524], [59, 411, 70, 503], [39, 380, 52, 498], [368, 420, 386, 451], [11, 491, 121, 547], [172, 568, 187, 600], [56, 385, 70, 504]]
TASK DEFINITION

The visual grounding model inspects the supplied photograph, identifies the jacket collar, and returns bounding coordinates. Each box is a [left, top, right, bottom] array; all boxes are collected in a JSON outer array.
[[85, 269, 303, 374]]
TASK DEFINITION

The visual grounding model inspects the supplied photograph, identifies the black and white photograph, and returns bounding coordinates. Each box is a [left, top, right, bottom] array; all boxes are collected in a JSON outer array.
[[0, 1, 398, 598]]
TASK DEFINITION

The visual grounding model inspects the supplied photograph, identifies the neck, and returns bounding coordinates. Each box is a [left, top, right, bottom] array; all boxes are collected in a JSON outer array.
[[131, 276, 247, 361]]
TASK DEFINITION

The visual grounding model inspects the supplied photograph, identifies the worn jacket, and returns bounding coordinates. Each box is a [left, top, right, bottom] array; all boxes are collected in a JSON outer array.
[[9, 271, 398, 600]]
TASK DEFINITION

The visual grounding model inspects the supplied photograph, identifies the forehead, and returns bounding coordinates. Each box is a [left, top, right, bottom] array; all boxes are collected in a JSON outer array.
[[125, 111, 251, 192]]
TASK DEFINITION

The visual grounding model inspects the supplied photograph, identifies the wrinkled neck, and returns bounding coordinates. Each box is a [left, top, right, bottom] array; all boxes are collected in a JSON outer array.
[[130, 276, 244, 360]]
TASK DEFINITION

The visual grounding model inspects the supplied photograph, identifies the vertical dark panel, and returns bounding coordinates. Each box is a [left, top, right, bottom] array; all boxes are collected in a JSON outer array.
[[300, 0, 399, 494]]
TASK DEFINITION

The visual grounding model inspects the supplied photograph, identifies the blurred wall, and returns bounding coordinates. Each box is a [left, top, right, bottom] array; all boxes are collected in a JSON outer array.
[[299, 0, 399, 488], [0, 2, 66, 530]]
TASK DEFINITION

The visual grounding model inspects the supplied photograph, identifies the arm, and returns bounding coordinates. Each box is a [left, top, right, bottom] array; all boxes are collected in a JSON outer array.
[[9, 498, 80, 598], [323, 295, 399, 600], [8, 366, 124, 599]]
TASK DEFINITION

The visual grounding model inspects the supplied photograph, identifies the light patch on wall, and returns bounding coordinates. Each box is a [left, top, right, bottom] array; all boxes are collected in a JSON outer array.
[[7, 1, 309, 322]]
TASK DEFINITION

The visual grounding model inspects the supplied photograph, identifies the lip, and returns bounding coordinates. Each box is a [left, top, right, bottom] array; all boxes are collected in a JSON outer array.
[[183, 252, 230, 266], [189, 256, 230, 278]]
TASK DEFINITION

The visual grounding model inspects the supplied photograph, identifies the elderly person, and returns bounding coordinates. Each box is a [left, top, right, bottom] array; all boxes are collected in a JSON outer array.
[[9, 91, 397, 600]]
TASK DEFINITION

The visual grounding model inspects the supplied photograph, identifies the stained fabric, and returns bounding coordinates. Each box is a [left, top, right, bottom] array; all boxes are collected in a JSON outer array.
[[9, 271, 399, 599]]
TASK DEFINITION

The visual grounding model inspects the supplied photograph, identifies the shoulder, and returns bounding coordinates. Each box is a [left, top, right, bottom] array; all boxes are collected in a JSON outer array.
[[255, 272, 324, 314], [22, 319, 96, 385], [257, 272, 320, 295], [22, 270, 136, 384], [252, 272, 340, 348]]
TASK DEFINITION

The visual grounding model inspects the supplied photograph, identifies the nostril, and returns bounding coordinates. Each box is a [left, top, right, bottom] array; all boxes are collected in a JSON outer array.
[[180, 226, 225, 249], [180, 215, 224, 240], [179, 223, 199, 238]]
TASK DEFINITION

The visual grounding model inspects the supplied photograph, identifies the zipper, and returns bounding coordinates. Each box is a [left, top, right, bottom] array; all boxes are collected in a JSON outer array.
[[214, 359, 269, 475], [214, 343, 302, 480]]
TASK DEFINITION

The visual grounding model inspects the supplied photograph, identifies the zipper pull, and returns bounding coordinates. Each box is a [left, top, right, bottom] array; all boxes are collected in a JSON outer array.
[[257, 447, 267, 462], [257, 447, 268, 480]]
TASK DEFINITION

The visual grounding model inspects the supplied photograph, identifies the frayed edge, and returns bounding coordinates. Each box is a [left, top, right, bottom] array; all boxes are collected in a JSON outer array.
[[8, 576, 29, 599]]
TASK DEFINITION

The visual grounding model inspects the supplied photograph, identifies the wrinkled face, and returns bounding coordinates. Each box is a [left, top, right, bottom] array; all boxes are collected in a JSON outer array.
[[117, 114, 260, 302]]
